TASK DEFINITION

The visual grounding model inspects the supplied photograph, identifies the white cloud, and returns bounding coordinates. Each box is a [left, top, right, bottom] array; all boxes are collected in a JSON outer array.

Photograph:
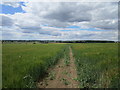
[[0, 14, 14, 26], [1, 2, 21, 7], [1, 2, 118, 40], [21, 2, 118, 30]]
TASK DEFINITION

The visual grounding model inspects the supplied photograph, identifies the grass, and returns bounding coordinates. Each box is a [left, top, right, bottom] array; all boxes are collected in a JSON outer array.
[[72, 43, 119, 88], [2, 43, 66, 88], [63, 46, 70, 66]]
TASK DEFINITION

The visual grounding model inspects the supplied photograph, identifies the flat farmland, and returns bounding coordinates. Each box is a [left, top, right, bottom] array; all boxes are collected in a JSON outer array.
[[2, 43, 66, 88], [72, 43, 119, 88], [2, 43, 119, 88]]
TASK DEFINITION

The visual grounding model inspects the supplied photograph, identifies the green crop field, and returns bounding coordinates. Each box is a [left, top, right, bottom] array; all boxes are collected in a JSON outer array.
[[2, 43, 119, 88], [72, 43, 119, 88], [2, 43, 67, 88]]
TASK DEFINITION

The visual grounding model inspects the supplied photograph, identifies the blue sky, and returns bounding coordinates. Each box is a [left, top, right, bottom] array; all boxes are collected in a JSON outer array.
[[63, 26, 107, 31], [0, 2, 25, 14], [1, 4, 25, 14], [0, 2, 118, 41]]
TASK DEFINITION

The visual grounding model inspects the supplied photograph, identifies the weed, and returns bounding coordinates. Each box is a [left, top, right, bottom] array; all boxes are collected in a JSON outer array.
[[48, 72, 56, 80], [62, 70, 68, 75], [62, 78, 70, 85], [64, 46, 70, 66], [73, 78, 79, 81]]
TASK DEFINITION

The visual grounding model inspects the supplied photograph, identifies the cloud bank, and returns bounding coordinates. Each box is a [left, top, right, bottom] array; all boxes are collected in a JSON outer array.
[[1, 2, 118, 41]]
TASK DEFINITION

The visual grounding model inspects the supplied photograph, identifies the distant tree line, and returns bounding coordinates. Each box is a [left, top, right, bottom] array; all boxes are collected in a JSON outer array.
[[2, 40, 118, 43]]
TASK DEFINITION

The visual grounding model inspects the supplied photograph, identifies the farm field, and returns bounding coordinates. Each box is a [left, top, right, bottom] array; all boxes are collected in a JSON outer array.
[[2, 43, 119, 88], [2, 43, 66, 88], [72, 43, 119, 88], [37, 46, 79, 88]]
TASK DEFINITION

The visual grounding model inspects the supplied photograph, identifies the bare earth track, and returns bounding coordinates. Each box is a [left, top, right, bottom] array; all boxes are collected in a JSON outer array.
[[37, 47, 79, 88]]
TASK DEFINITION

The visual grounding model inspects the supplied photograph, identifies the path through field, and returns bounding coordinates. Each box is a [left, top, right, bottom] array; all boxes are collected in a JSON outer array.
[[37, 47, 79, 88]]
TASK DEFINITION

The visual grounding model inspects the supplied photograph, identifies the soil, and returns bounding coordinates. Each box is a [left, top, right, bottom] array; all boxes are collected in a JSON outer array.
[[37, 47, 79, 88]]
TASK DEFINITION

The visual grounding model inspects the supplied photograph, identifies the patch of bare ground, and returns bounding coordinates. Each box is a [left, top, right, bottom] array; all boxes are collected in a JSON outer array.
[[37, 47, 79, 88]]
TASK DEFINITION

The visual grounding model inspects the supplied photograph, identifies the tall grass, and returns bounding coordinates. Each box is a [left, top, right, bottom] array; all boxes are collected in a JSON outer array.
[[72, 43, 119, 88], [2, 43, 66, 88]]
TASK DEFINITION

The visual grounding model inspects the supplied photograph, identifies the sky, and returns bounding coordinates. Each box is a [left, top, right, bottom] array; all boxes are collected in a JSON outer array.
[[0, 1, 118, 41]]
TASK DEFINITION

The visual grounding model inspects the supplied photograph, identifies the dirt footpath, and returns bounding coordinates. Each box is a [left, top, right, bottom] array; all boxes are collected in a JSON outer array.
[[37, 47, 79, 88]]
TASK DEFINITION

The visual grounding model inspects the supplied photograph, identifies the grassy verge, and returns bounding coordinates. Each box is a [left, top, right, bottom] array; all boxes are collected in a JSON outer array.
[[2, 43, 66, 88], [72, 43, 119, 88]]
